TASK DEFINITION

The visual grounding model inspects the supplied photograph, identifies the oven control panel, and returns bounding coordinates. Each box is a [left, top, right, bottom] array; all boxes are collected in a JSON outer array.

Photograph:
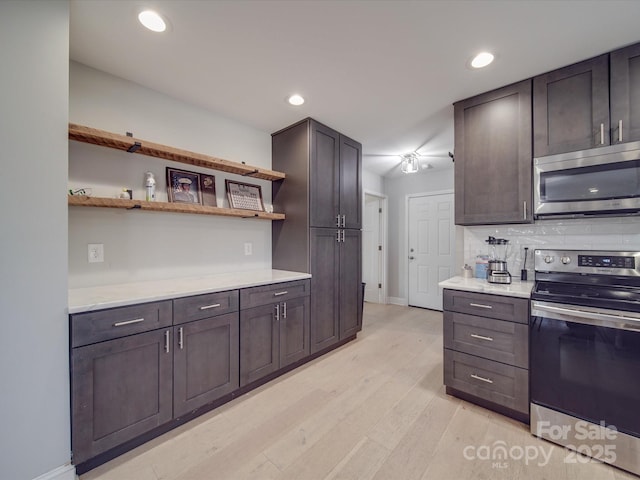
[[578, 254, 635, 269], [535, 249, 640, 276]]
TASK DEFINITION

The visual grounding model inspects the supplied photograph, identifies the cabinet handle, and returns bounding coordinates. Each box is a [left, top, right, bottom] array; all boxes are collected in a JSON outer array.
[[600, 123, 605, 145], [523, 201, 527, 220], [469, 303, 493, 309], [164, 330, 170, 353], [199, 303, 221, 310], [341, 214, 346, 227], [273, 291, 288, 297], [619, 120, 623, 143], [113, 317, 144, 327], [336, 230, 341, 242], [275, 303, 280, 321], [336, 214, 341, 227], [282, 302, 287, 319], [470, 373, 493, 384], [178, 327, 184, 350], [470, 333, 494, 342], [341, 230, 345, 242]]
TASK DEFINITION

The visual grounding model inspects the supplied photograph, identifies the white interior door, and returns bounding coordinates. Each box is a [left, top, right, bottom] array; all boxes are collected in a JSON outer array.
[[363, 194, 383, 303], [408, 193, 455, 310]]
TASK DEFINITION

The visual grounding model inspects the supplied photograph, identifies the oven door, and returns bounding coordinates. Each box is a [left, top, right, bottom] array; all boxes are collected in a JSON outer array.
[[530, 300, 640, 438]]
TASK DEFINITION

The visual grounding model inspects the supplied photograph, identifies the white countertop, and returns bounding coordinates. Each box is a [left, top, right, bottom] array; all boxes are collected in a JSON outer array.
[[69, 269, 312, 314], [439, 276, 534, 298]]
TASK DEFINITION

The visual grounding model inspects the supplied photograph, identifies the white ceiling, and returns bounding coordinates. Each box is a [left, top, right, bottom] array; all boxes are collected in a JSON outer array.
[[70, 0, 640, 177]]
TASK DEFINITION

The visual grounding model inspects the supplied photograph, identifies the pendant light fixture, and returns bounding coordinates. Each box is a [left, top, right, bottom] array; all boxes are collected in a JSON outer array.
[[400, 152, 420, 174]]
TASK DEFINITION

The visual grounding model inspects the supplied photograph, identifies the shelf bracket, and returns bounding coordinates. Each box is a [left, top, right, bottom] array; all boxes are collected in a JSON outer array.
[[242, 169, 259, 177], [127, 204, 142, 210], [127, 142, 142, 153]]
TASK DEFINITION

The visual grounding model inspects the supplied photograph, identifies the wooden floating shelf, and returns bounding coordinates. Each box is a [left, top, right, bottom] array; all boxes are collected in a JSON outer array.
[[69, 123, 286, 181], [68, 196, 285, 220]]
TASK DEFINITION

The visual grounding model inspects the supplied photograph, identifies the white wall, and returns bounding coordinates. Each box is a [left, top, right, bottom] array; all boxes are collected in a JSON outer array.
[[69, 62, 275, 287], [363, 169, 384, 195], [383, 168, 454, 302], [0, 2, 73, 479], [462, 216, 640, 279]]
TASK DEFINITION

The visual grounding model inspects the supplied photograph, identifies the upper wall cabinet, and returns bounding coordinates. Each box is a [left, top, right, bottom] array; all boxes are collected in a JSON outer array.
[[610, 42, 640, 145], [534, 43, 640, 157], [533, 55, 610, 157], [454, 80, 533, 225]]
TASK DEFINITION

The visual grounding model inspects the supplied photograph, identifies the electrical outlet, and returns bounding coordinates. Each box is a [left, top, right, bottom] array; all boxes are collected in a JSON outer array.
[[88, 243, 104, 263], [244, 242, 253, 256]]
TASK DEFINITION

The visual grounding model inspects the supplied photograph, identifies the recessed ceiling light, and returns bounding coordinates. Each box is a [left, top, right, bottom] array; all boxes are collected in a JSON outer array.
[[138, 10, 166, 32], [471, 52, 494, 69], [288, 94, 305, 106]]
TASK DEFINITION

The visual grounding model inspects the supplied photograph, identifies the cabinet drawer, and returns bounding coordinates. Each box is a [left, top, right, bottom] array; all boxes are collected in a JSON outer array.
[[444, 311, 528, 368], [444, 349, 529, 415], [173, 290, 239, 325], [240, 279, 310, 309], [443, 289, 529, 323], [71, 301, 173, 348]]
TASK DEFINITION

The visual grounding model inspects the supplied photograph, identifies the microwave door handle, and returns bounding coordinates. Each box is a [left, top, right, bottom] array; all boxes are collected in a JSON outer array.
[[600, 123, 605, 145], [532, 302, 640, 332]]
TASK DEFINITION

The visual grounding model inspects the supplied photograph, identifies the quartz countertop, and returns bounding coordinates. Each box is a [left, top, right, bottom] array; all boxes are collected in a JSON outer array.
[[439, 276, 534, 299], [69, 269, 312, 314]]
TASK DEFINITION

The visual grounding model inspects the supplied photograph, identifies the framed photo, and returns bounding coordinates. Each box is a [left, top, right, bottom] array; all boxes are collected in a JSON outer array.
[[225, 180, 264, 211], [166, 168, 202, 204], [200, 174, 217, 207]]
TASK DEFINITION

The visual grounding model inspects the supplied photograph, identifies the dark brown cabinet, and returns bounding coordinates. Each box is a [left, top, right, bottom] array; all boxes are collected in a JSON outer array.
[[442, 289, 529, 422], [173, 312, 239, 417], [533, 54, 610, 157], [71, 302, 173, 464], [272, 118, 363, 354], [454, 80, 533, 225], [610, 42, 640, 145], [239, 280, 311, 386]]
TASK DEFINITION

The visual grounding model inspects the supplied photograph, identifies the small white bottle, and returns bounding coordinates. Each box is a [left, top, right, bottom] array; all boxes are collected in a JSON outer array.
[[144, 172, 156, 201]]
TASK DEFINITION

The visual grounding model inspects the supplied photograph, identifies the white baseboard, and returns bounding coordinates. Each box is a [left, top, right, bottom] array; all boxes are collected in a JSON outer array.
[[32, 464, 76, 480], [388, 296, 408, 306]]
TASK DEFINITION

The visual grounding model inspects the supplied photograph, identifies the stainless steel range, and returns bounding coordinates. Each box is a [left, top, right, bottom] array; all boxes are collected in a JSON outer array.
[[530, 249, 640, 476]]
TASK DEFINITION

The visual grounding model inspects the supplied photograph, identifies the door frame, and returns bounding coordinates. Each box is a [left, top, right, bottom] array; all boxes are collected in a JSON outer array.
[[405, 189, 455, 308], [363, 189, 388, 304]]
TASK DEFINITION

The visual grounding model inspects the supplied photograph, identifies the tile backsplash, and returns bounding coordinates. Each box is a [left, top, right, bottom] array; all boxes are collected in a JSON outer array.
[[463, 216, 640, 277]]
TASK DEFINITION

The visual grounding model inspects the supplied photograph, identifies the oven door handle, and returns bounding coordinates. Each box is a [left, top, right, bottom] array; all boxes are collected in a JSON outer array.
[[532, 301, 640, 332]]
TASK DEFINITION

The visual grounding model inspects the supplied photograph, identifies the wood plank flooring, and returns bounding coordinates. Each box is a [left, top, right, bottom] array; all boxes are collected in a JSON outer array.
[[80, 303, 637, 480]]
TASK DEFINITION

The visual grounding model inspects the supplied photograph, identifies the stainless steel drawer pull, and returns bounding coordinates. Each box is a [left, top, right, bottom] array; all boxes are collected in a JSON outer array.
[[469, 303, 493, 309], [341, 214, 346, 227], [282, 302, 287, 319], [275, 303, 280, 321], [178, 327, 184, 349], [600, 123, 605, 145], [199, 303, 221, 310], [273, 291, 288, 297], [113, 318, 145, 327], [470, 333, 494, 342], [336, 214, 341, 227], [164, 330, 170, 353], [471, 373, 493, 384]]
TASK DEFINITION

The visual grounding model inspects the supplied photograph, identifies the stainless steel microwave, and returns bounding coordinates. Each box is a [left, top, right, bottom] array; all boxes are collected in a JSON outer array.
[[534, 141, 640, 218]]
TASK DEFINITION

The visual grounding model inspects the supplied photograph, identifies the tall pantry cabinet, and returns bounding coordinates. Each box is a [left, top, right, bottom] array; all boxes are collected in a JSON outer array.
[[272, 118, 362, 354]]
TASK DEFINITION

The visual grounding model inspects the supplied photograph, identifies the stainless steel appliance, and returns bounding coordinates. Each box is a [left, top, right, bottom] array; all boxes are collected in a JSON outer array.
[[533, 141, 640, 218], [486, 236, 511, 284], [530, 249, 640, 476]]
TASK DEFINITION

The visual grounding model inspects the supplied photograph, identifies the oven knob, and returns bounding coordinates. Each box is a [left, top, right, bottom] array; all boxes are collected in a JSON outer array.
[[561, 256, 571, 265], [544, 255, 554, 264]]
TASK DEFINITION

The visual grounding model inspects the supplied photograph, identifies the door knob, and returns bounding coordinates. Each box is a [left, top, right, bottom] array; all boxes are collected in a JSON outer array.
[[409, 256, 415, 260]]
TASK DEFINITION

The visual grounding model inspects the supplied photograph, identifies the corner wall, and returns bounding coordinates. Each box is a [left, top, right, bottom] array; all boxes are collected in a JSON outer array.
[[0, 2, 73, 479]]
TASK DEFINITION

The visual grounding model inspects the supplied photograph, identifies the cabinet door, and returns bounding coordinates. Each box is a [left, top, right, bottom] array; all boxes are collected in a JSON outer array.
[[339, 136, 362, 229], [71, 328, 173, 464], [240, 303, 279, 387], [340, 229, 362, 339], [454, 80, 533, 225], [611, 42, 640, 144], [310, 121, 340, 228], [280, 296, 310, 368], [173, 313, 239, 417], [310, 228, 340, 353], [533, 54, 610, 156]]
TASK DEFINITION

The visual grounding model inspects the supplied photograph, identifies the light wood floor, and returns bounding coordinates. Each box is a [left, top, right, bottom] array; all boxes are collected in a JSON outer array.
[[80, 303, 637, 480]]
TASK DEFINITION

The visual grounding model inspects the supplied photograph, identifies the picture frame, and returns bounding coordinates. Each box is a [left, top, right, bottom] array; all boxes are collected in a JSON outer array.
[[225, 180, 264, 211], [199, 174, 217, 207], [166, 167, 202, 204]]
